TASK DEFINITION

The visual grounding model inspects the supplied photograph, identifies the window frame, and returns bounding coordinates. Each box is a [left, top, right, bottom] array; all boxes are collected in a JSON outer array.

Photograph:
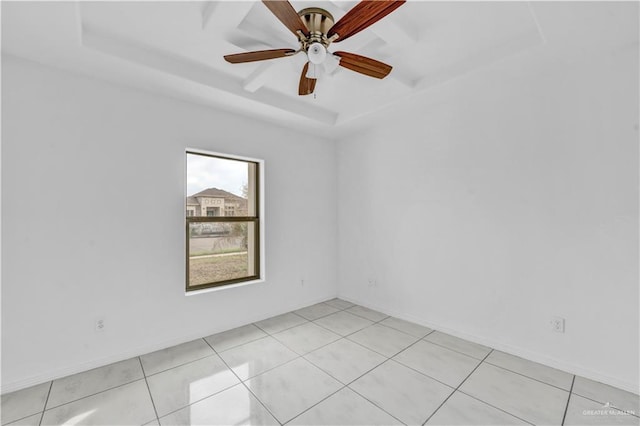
[[185, 149, 264, 293]]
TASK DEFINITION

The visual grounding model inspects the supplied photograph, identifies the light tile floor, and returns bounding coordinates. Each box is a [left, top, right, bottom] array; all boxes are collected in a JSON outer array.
[[2, 299, 639, 426]]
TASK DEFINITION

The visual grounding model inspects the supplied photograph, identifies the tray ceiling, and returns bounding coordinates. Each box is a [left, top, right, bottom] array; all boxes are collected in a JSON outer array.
[[2, 2, 636, 136]]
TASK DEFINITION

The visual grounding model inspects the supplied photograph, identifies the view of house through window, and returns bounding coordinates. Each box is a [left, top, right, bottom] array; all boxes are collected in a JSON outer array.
[[186, 151, 260, 291]]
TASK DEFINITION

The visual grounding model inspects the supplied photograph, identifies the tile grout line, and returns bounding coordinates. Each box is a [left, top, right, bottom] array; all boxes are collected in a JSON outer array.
[[145, 340, 261, 421], [281, 384, 349, 425], [143, 348, 217, 379], [344, 311, 390, 323], [225, 314, 639, 426], [326, 308, 574, 402], [381, 327, 577, 400], [289, 342, 411, 425], [470, 352, 557, 425], [269, 323, 342, 349], [341, 322, 454, 423], [270, 314, 370, 426], [454, 389, 535, 425], [40, 377, 147, 411], [211, 336, 265, 353], [378, 316, 436, 334], [567, 390, 640, 419], [420, 337, 490, 361], [342, 328, 434, 364], [278, 336, 343, 358], [207, 305, 401, 426], [220, 302, 332, 339], [37, 381, 53, 426], [150, 381, 240, 423], [275, 314, 388, 359], [422, 349, 495, 425], [216, 334, 281, 357], [561, 375, 576, 425], [309, 319, 370, 338], [416, 335, 488, 361], [482, 360, 574, 393], [29, 377, 152, 420], [202, 337, 285, 426], [269, 317, 412, 379], [343, 360, 416, 426], [379, 331, 502, 393], [391, 358, 467, 391], [137, 357, 161, 425], [367, 321, 422, 338], [243, 353, 306, 381], [289, 301, 356, 323], [4, 412, 43, 426], [324, 303, 356, 311], [449, 363, 549, 425], [218, 343, 309, 386], [308, 308, 388, 337], [204, 328, 268, 353], [242, 304, 388, 367], [324, 312, 427, 359], [144, 340, 248, 422], [343, 335, 408, 360], [295, 312, 342, 322], [285, 358, 415, 426], [318, 330, 440, 425], [385, 330, 436, 359], [253, 315, 310, 336], [400, 339, 578, 416], [155, 302, 368, 385]]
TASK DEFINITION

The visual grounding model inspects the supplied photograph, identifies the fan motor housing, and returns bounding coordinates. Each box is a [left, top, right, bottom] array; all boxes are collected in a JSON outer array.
[[298, 7, 334, 47]]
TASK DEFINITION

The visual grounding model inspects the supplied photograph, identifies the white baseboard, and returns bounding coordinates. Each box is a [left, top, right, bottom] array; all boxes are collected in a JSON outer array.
[[337, 294, 639, 395], [0, 294, 336, 395]]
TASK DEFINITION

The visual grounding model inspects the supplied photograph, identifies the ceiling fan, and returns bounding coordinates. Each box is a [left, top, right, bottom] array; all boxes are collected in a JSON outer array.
[[224, 0, 406, 95]]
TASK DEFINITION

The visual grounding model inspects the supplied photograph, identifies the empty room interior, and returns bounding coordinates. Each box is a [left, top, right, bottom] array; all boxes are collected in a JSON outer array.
[[1, 1, 639, 425]]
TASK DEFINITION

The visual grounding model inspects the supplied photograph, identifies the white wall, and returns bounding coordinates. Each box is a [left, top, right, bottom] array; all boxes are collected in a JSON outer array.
[[338, 47, 639, 392], [1, 56, 338, 392]]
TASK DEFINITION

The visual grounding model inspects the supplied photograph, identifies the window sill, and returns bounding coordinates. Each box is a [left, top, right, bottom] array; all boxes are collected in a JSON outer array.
[[185, 278, 265, 296]]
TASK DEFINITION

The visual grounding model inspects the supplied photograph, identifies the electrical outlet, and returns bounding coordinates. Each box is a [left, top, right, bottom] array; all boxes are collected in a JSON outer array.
[[368, 279, 377, 288], [95, 318, 105, 332], [550, 316, 565, 333]]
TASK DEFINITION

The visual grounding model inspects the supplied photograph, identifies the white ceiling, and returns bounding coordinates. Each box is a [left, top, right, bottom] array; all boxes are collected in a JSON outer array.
[[2, 1, 638, 137]]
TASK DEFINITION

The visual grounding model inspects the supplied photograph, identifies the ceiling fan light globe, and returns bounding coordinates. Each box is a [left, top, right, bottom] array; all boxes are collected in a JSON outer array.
[[305, 63, 319, 79], [307, 42, 327, 65], [323, 53, 341, 74]]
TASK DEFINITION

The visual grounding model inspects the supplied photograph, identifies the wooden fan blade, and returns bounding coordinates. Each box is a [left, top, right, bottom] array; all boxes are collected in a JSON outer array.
[[298, 62, 317, 95], [224, 48, 296, 64], [334, 51, 392, 79], [328, 0, 405, 43], [263, 0, 310, 38]]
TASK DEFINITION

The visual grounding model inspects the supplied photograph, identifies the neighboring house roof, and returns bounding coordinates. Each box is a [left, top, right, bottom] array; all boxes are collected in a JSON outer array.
[[191, 188, 245, 201], [186, 197, 200, 206]]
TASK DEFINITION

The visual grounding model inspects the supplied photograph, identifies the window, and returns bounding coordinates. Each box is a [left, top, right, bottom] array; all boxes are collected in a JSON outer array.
[[186, 151, 261, 291]]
